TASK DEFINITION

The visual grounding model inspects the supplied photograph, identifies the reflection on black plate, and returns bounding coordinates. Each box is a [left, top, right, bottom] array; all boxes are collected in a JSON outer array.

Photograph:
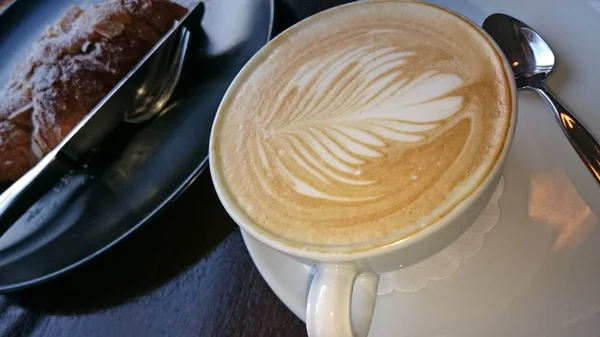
[[0, 0, 274, 291]]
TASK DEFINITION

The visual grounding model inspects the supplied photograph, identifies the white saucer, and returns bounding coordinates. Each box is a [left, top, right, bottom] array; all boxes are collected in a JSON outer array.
[[243, 0, 600, 336]]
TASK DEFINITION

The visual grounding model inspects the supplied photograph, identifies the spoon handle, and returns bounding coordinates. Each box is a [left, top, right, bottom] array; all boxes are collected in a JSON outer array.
[[532, 84, 600, 184]]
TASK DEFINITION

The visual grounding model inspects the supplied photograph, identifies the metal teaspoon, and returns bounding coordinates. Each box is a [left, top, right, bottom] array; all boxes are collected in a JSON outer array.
[[483, 13, 600, 184]]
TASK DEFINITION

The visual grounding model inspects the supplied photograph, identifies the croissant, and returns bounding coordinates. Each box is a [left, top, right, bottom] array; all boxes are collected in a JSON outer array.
[[0, 0, 187, 182]]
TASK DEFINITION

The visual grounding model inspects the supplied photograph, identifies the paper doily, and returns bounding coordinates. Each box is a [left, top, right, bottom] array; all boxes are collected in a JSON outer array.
[[378, 176, 504, 294], [303, 176, 505, 294]]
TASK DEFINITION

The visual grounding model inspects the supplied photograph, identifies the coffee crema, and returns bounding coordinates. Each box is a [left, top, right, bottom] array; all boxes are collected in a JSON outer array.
[[212, 1, 512, 252]]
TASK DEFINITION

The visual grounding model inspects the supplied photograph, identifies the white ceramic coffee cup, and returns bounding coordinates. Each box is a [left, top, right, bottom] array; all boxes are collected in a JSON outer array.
[[209, 4, 517, 337]]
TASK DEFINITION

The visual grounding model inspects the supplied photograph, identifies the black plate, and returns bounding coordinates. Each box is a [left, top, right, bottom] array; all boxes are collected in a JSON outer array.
[[0, 0, 274, 291]]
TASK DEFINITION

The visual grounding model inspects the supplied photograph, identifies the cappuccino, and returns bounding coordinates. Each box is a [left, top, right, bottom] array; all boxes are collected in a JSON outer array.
[[211, 1, 513, 252]]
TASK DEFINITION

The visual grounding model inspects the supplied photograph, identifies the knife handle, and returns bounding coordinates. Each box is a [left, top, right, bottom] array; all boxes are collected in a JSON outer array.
[[0, 149, 73, 237]]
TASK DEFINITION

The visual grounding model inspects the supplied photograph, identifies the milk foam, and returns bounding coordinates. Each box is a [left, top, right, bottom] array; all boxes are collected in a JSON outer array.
[[212, 1, 513, 251]]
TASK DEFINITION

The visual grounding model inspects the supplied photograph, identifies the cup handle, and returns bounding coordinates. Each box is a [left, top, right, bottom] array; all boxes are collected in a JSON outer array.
[[306, 263, 379, 337]]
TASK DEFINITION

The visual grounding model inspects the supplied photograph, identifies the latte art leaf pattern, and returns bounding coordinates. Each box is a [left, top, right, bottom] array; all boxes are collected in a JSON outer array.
[[261, 45, 465, 201]]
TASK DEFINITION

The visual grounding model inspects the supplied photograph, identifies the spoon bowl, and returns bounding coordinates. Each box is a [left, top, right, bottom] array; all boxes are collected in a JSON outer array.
[[483, 14, 555, 86]]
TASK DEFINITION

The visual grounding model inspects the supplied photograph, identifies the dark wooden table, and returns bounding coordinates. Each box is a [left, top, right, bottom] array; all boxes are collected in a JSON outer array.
[[0, 0, 353, 336]]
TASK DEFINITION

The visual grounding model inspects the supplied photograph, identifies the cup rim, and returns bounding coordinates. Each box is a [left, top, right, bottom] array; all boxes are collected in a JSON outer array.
[[209, 0, 519, 262]]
